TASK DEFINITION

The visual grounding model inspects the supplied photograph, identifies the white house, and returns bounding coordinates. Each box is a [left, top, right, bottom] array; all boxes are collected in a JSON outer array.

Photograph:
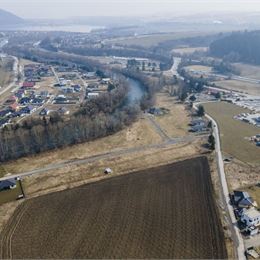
[[87, 93, 99, 99], [241, 208, 260, 227]]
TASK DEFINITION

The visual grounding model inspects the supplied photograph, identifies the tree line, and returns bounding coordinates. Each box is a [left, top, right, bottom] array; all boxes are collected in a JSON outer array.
[[210, 30, 260, 65], [0, 75, 141, 162]]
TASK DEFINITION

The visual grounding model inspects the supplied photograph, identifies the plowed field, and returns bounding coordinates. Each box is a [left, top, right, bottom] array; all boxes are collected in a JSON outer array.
[[0, 156, 227, 259]]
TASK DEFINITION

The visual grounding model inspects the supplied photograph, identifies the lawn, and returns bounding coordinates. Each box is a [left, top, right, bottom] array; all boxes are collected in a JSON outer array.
[[203, 102, 260, 164], [0, 157, 227, 259], [0, 181, 23, 206], [244, 185, 260, 207]]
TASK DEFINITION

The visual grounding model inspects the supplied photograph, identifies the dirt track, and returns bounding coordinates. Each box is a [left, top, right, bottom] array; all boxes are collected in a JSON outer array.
[[0, 157, 227, 259]]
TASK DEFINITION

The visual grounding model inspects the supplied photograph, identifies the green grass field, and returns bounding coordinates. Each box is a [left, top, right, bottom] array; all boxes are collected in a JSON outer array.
[[203, 102, 260, 164], [0, 181, 23, 206]]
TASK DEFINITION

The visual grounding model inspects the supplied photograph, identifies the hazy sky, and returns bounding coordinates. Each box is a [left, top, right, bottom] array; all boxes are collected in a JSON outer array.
[[1, 0, 260, 19]]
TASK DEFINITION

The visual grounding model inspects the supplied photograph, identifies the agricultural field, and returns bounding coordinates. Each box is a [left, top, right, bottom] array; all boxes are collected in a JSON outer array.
[[203, 102, 260, 164], [213, 80, 260, 96], [0, 157, 227, 259], [233, 62, 260, 80]]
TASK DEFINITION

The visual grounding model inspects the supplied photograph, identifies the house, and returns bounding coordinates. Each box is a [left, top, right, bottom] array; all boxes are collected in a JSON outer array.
[[58, 107, 70, 115], [39, 108, 50, 116], [233, 191, 257, 208], [54, 95, 68, 104], [19, 97, 31, 105], [22, 82, 35, 88], [5, 96, 17, 105], [101, 78, 111, 84], [85, 72, 96, 79], [0, 179, 16, 191], [190, 125, 208, 133], [19, 105, 34, 114], [241, 208, 260, 227], [87, 92, 99, 99], [189, 118, 206, 127], [9, 103, 19, 112]]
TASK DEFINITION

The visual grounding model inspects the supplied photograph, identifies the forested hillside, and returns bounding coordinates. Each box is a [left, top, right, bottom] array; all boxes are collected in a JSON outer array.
[[210, 31, 260, 64]]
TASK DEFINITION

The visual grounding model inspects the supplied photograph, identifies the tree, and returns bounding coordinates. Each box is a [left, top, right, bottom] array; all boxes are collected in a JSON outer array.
[[208, 134, 215, 150], [207, 120, 212, 128], [179, 92, 188, 102], [189, 95, 196, 102], [197, 105, 205, 117]]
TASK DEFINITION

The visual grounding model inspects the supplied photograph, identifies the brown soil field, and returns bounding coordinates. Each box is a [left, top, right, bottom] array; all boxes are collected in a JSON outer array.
[[0, 157, 227, 259]]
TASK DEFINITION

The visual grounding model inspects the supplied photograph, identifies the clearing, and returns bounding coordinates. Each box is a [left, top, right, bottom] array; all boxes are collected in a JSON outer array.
[[203, 102, 260, 164], [0, 157, 227, 259]]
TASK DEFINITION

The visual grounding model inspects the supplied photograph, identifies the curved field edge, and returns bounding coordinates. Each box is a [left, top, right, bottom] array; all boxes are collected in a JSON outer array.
[[0, 156, 227, 259]]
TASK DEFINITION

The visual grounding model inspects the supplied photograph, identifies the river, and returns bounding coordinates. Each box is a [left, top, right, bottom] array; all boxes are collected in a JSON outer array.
[[127, 78, 145, 105]]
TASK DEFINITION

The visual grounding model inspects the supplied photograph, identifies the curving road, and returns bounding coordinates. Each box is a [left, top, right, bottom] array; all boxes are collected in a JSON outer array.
[[194, 102, 245, 260]]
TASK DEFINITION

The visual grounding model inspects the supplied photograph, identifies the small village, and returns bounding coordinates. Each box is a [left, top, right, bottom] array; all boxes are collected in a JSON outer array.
[[0, 62, 113, 127]]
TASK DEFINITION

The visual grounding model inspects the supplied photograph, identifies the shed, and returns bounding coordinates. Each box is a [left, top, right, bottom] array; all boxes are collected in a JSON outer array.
[[104, 168, 112, 174]]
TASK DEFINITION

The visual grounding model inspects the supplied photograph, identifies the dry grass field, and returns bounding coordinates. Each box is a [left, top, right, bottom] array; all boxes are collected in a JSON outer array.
[[154, 93, 190, 137], [0, 157, 227, 259], [213, 80, 260, 95], [173, 47, 208, 55], [185, 65, 213, 74], [107, 32, 210, 48], [203, 102, 260, 164], [2, 117, 163, 174], [0, 58, 13, 88]]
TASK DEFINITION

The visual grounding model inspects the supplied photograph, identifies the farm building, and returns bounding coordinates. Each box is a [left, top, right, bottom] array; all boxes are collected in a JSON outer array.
[[241, 208, 260, 227], [0, 179, 16, 191]]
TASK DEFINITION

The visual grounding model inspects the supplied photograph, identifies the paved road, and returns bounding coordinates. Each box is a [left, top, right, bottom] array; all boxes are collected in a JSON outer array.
[[0, 134, 199, 182], [164, 57, 184, 80], [194, 102, 246, 260]]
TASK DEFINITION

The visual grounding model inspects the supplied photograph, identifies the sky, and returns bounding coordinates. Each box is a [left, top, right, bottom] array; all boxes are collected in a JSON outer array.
[[1, 0, 260, 19]]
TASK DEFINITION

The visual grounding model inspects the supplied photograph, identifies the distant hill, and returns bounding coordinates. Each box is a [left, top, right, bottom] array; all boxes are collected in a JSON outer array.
[[209, 31, 260, 65], [0, 9, 24, 26]]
